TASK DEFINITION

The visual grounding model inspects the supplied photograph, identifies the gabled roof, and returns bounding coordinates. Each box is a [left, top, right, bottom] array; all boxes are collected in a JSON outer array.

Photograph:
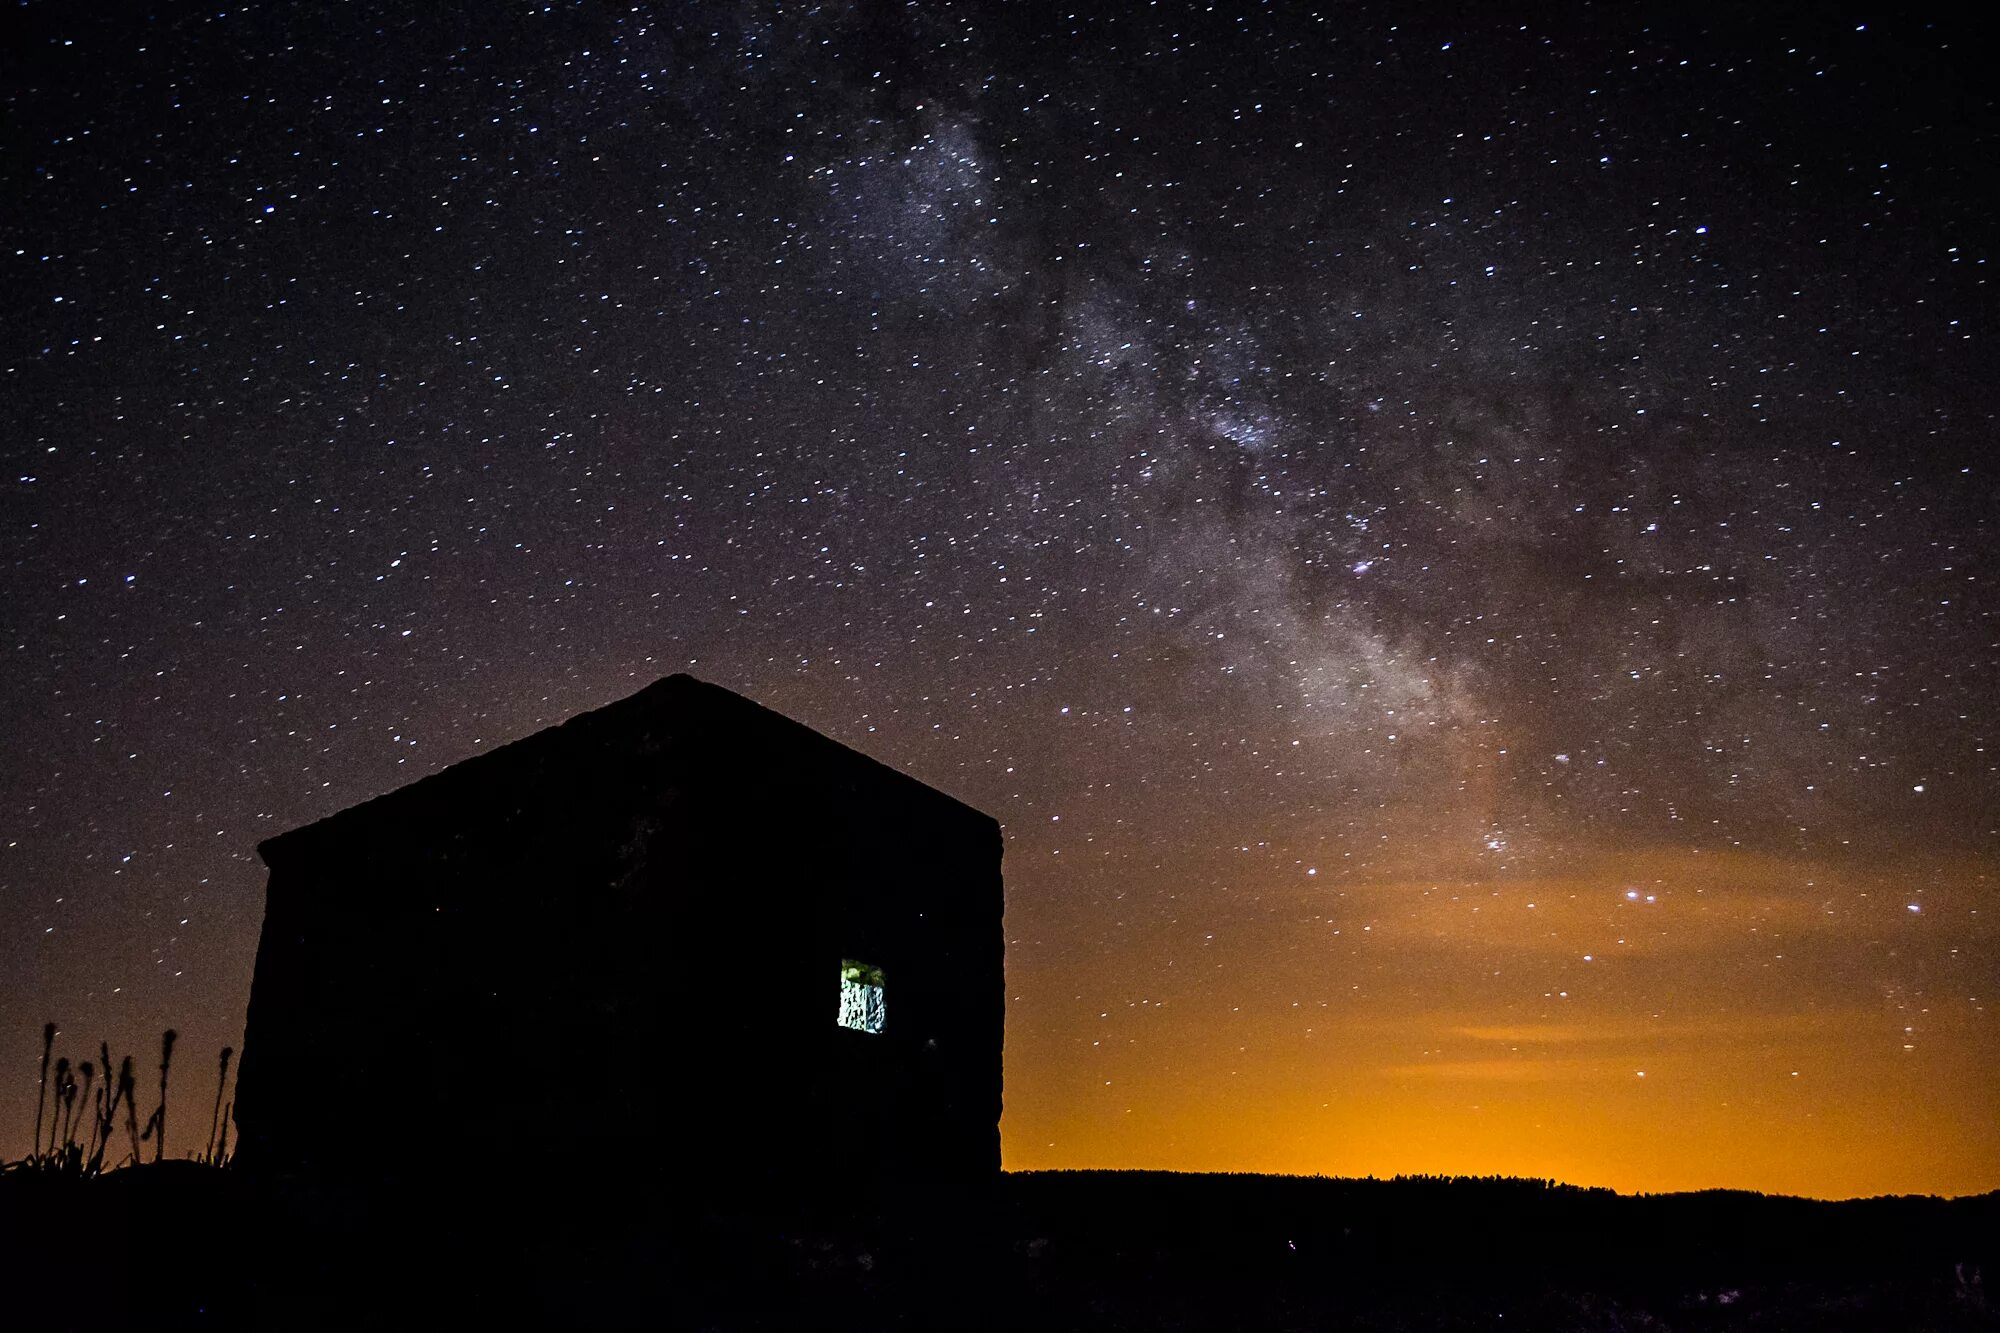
[[257, 673, 997, 866]]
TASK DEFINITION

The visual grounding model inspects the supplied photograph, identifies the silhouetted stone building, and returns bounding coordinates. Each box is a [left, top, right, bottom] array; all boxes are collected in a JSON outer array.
[[234, 674, 1004, 1228]]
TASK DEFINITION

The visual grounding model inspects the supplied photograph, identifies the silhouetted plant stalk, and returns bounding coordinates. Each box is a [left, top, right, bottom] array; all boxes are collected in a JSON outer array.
[[88, 1085, 105, 1165], [159, 1028, 177, 1160], [121, 1055, 141, 1167], [141, 1029, 177, 1164], [33, 1022, 54, 1158], [203, 1047, 235, 1166], [85, 1041, 125, 1174], [88, 1043, 108, 1167], [52, 1057, 73, 1165]]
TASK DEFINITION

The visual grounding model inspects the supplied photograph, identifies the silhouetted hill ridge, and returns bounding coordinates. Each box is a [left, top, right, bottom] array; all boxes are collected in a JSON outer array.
[[4, 1162, 1995, 1329]]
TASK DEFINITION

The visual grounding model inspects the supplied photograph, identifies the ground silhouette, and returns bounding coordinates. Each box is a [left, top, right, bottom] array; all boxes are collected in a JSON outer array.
[[3, 1164, 1994, 1329]]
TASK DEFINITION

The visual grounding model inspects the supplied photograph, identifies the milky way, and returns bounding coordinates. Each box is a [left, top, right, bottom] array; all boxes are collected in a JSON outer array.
[[4, 5, 1994, 1194]]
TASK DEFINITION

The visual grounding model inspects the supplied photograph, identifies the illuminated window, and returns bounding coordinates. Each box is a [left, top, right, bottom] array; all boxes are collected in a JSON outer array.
[[837, 960, 886, 1034]]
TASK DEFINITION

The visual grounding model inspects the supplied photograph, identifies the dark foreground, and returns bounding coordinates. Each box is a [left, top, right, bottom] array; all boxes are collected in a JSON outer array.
[[3, 1165, 1994, 1330]]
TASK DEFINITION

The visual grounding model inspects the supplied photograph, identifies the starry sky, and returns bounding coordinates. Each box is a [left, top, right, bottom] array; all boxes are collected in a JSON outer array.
[[4, 3, 1995, 1197]]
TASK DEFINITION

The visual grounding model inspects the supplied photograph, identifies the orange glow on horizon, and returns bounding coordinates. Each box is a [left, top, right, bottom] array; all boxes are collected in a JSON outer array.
[[1000, 839, 1998, 1199]]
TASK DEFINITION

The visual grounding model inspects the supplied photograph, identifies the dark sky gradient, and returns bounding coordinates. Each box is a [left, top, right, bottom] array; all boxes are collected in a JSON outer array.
[[4, 3, 1995, 1196]]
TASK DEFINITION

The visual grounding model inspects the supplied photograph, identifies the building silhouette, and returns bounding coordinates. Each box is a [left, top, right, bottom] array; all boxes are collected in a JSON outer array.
[[233, 674, 1004, 1232]]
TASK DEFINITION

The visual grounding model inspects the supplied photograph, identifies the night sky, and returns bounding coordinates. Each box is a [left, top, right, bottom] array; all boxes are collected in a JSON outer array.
[[4, 3, 1995, 1198]]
